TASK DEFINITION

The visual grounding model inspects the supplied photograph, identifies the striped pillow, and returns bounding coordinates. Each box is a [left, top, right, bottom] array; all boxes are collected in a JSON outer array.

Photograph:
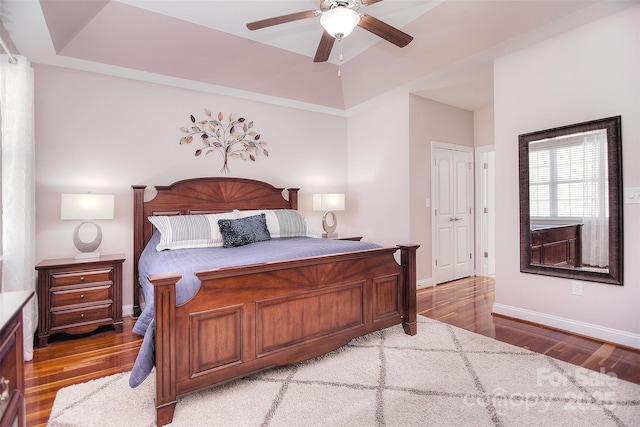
[[148, 212, 238, 251], [234, 209, 315, 238]]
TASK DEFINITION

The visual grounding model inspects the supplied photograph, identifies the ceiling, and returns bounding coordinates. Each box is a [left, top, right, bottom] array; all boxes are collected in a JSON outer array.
[[1, 0, 637, 114]]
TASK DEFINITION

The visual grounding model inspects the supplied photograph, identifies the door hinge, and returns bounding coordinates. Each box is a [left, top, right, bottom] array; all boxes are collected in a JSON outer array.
[[484, 207, 488, 214], [484, 252, 488, 258], [483, 162, 488, 169], [469, 253, 472, 259], [435, 259, 437, 266]]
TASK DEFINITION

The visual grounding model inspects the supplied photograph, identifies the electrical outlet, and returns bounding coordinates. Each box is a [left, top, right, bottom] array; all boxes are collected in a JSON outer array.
[[571, 280, 583, 296], [624, 187, 640, 204]]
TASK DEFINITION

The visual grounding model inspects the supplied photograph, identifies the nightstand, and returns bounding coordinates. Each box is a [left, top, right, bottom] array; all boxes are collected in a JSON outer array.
[[35, 254, 125, 347]]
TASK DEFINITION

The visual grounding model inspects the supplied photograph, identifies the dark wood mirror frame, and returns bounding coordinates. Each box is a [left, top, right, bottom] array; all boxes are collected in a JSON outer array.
[[519, 116, 623, 285]]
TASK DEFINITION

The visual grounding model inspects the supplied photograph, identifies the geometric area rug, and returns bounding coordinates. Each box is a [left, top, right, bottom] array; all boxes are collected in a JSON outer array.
[[48, 316, 640, 427]]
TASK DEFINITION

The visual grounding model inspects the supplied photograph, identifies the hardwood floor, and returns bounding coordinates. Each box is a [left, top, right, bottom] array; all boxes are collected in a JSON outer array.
[[24, 276, 640, 426], [418, 276, 640, 385], [24, 321, 143, 427]]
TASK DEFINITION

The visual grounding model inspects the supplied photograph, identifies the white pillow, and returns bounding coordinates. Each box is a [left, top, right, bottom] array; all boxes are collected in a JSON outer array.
[[148, 212, 238, 251], [234, 209, 316, 238]]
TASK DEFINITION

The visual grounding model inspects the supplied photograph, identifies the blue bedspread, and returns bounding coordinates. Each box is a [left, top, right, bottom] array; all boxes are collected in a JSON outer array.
[[129, 233, 381, 387]]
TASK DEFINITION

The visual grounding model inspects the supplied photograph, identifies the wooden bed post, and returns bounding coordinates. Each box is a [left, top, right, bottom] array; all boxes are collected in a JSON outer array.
[[398, 244, 419, 336], [286, 188, 299, 210], [149, 272, 181, 427], [132, 185, 147, 318]]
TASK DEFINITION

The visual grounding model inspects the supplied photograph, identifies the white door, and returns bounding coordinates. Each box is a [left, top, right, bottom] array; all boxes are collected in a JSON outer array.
[[433, 145, 473, 284]]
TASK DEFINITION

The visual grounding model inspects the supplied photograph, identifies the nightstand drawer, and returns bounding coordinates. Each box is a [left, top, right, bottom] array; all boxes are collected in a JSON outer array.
[[0, 321, 18, 417], [50, 284, 112, 308], [51, 268, 113, 288], [51, 303, 113, 329], [0, 292, 31, 427], [0, 391, 21, 427]]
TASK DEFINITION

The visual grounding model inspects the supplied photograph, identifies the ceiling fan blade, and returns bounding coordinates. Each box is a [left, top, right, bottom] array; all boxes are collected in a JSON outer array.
[[361, 0, 384, 4], [358, 14, 413, 48], [247, 10, 318, 30], [313, 30, 335, 63]]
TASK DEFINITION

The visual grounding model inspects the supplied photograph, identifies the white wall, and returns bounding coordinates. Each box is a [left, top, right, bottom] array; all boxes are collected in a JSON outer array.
[[493, 6, 640, 348], [34, 64, 350, 313], [474, 107, 494, 148], [346, 95, 411, 247]]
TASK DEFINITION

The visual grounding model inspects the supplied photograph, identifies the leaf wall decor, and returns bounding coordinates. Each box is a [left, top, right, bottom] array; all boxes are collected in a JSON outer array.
[[179, 108, 269, 174]]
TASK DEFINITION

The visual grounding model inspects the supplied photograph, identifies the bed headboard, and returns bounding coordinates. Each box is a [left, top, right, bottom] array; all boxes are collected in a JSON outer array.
[[131, 177, 299, 316]]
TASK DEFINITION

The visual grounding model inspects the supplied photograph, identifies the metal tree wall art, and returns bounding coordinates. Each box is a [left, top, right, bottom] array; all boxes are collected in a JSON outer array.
[[179, 109, 269, 174]]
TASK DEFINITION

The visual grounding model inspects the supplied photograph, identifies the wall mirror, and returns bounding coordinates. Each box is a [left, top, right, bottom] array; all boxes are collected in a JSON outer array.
[[519, 116, 622, 285]]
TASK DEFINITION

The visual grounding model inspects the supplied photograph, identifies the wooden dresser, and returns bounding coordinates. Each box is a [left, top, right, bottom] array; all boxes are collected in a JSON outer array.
[[0, 290, 33, 427], [35, 254, 125, 347]]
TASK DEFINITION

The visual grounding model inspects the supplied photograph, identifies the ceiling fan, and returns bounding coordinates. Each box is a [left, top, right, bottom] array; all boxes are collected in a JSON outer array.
[[246, 0, 414, 63]]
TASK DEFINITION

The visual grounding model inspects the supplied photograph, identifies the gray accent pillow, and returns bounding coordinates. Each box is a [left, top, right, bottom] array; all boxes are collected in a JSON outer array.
[[218, 214, 271, 248]]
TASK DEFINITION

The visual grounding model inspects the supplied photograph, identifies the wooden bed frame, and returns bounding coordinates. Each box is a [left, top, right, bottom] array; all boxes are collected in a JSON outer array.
[[132, 177, 419, 426], [530, 224, 583, 267]]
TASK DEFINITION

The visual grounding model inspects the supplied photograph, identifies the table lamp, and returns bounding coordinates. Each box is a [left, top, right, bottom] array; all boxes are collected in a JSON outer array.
[[313, 193, 345, 238], [61, 193, 114, 259]]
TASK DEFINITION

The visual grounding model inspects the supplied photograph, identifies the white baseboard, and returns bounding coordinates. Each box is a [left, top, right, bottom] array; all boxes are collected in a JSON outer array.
[[417, 278, 433, 289], [123, 304, 133, 317], [493, 303, 640, 350]]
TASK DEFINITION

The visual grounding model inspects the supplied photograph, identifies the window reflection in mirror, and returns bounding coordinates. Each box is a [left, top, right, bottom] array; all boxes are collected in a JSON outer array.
[[519, 116, 622, 285], [529, 129, 609, 272]]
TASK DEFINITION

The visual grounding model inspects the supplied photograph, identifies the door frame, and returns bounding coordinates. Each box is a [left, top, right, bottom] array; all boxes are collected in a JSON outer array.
[[431, 141, 475, 283], [475, 145, 495, 277]]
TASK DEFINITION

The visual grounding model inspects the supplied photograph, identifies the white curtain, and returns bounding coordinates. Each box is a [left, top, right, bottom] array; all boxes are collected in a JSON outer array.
[[581, 132, 608, 268], [0, 54, 37, 361]]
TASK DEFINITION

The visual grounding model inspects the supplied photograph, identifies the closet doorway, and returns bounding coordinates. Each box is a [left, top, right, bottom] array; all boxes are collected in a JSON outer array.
[[431, 142, 474, 285]]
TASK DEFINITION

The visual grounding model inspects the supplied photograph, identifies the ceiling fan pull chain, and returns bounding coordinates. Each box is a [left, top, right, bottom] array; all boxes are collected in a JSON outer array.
[[338, 34, 343, 77]]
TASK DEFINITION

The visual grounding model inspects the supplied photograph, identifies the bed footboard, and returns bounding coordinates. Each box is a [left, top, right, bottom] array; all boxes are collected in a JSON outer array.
[[149, 244, 418, 426]]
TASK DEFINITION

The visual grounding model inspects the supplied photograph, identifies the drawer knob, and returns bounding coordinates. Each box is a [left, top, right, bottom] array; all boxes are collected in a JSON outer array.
[[80, 313, 85, 318], [0, 377, 9, 402], [80, 294, 85, 299], [80, 276, 85, 282]]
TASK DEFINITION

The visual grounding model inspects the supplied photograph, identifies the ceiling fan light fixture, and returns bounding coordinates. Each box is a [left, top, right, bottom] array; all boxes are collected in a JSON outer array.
[[320, 7, 360, 38]]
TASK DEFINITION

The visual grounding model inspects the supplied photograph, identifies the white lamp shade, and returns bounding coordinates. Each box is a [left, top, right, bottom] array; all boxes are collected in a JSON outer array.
[[61, 194, 115, 220], [313, 193, 345, 211], [320, 7, 360, 38]]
